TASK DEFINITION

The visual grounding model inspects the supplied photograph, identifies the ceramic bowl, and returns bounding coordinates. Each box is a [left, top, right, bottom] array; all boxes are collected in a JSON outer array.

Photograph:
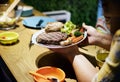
[[95, 49, 109, 67], [0, 32, 19, 44], [18, 6, 33, 17], [34, 66, 65, 82]]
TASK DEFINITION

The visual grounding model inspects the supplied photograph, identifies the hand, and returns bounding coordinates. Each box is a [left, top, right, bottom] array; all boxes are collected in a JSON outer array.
[[81, 23, 112, 50], [49, 45, 80, 62], [82, 23, 98, 45]]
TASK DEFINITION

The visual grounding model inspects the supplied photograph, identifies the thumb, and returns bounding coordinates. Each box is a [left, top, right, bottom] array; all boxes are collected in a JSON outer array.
[[82, 22, 89, 29]]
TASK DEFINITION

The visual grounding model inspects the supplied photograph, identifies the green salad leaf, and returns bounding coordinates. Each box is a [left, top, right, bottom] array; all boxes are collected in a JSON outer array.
[[61, 21, 76, 35]]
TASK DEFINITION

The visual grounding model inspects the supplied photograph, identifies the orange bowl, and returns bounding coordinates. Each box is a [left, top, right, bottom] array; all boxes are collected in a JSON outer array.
[[34, 66, 65, 82]]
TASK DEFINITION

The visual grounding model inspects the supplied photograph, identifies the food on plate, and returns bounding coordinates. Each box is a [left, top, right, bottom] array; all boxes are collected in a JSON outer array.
[[61, 21, 76, 35], [60, 34, 84, 46], [72, 35, 84, 43], [60, 37, 74, 46], [0, 16, 16, 28], [45, 22, 64, 32], [36, 21, 85, 46], [74, 29, 83, 36], [36, 32, 67, 45]]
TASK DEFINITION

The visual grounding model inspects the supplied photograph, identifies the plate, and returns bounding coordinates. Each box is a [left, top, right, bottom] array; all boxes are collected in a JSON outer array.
[[32, 29, 87, 49], [22, 16, 56, 29]]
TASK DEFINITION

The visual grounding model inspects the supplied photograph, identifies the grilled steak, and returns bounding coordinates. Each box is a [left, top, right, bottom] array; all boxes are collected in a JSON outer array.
[[36, 32, 68, 45]]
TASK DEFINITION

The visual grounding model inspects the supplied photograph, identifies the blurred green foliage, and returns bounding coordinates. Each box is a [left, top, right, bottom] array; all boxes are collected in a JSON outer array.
[[22, 0, 98, 26]]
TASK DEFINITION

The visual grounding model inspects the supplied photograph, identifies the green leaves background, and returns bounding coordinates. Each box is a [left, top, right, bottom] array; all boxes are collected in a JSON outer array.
[[23, 0, 98, 26]]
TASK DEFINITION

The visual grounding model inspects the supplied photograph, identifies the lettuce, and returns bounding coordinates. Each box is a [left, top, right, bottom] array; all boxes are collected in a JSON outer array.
[[61, 21, 76, 35]]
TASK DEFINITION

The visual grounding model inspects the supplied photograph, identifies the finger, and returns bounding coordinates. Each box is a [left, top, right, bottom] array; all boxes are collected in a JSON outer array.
[[82, 22, 89, 29]]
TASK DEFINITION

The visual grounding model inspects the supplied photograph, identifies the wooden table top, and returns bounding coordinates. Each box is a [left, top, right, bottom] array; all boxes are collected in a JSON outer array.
[[0, 7, 51, 82], [0, 2, 100, 82]]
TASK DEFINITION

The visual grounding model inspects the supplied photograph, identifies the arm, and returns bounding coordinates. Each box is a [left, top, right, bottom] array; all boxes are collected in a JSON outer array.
[[50, 45, 98, 82], [95, 32, 112, 50], [82, 23, 112, 50], [70, 54, 98, 82]]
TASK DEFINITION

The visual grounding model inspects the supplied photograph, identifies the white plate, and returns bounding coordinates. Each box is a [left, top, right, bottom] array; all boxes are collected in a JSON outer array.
[[22, 16, 56, 29], [32, 29, 87, 49]]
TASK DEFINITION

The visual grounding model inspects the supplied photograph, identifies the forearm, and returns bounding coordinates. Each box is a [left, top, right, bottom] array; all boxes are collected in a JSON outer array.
[[95, 32, 112, 50], [69, 55, 98, 82]]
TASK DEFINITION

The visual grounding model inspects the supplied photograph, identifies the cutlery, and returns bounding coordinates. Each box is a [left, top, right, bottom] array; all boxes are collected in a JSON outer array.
[[29, 71, 48, 80], [29, 34, 34, 50], [36, 19, 44, 29], [29, 71, 58, 82], [1, 0, 20, 20]]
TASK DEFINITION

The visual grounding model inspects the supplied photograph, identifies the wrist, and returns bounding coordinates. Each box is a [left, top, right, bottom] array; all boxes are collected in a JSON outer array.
[[95, 32, 112, 50], [91, 31, 101, 46], [66, 48, 81, 63], [68, 54, 81, 63], [94, 32, 102, 45]]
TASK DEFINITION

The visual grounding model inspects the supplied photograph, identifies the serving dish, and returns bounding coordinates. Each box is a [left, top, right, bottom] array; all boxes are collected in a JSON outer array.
[[0, 16, 16, 30], [32, 29, 87, 49], [0, 32, 19, 44], [95, 49, 109, 67], [30, 66, 65, 82]]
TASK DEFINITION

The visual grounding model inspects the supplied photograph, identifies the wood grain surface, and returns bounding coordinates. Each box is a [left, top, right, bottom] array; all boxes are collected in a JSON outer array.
[[0, 2, 100, 82]]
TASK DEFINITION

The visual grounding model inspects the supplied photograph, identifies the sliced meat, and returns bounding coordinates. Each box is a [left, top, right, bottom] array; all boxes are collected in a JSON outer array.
[[36, 32, 68, 45]]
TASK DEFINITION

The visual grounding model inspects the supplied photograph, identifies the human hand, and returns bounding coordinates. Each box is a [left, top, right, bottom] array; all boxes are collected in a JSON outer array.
[[49, 45, 80, 62], [81, 23, 99, 45], [81, 23, 112, 50]]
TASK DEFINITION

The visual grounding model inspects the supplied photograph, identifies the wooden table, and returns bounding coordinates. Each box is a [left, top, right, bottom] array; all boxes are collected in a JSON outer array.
[[0, 7, 50, 82], [0, 3, 101, 82]]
